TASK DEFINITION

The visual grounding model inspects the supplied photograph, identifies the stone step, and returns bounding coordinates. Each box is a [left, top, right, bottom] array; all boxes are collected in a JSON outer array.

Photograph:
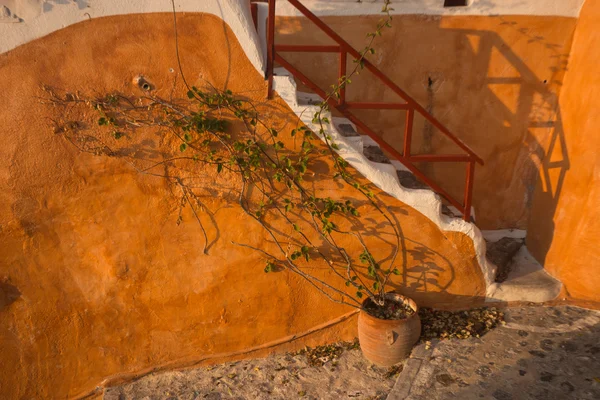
[[486, 237, 525, 283], [440, 204, 476, 222], [332, 117, 363, 152], [363, 145, 391, 164], [396, 170, 430, 190], [441, 204, 459, 218], [486, 245, 562, 303], [296, 91, 322, 106], [273, 67, 293, 78], [332, 118, 360, 138]]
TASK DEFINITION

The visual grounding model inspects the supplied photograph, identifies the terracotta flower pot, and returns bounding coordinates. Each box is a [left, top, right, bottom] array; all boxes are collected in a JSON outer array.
[[358, 293, 421, 366]]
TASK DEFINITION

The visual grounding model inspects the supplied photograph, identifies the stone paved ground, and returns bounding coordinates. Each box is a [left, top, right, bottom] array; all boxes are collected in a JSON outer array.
[[389, 305, 600, 400], [104, 305, 600, 400], [104, 343, 396, 400]]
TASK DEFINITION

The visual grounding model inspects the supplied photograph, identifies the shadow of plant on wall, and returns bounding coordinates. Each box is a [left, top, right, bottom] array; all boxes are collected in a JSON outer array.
[[40, 67, 464, 309], [39, 82, 400, 310], [404, 244, 452, 293], [40, 0, 461, 314], [0, 281, 21, 311]]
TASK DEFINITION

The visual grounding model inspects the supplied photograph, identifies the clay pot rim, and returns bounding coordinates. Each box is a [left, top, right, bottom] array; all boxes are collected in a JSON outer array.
[[359, 292, 419, 325]]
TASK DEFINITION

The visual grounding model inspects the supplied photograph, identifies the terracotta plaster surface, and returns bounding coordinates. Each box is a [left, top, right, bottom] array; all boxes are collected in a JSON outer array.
[[0, 0, 266, 75], [0, 13, 486, 399], [527, 0, 600, 303], [274, 14, 577, 229]]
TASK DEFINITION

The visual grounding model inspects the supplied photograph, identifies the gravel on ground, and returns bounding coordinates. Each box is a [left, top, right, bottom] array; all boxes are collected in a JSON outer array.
[[104, 305, 600, 400]]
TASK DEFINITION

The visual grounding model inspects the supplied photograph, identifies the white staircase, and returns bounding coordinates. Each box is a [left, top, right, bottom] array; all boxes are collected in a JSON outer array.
[[272, 67, 562, 303]]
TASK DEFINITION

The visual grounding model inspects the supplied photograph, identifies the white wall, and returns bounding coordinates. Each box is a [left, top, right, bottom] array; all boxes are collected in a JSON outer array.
[[274, 0, 586, 17]]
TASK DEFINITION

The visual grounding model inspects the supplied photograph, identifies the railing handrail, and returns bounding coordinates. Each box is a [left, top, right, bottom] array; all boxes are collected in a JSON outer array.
[[263, 0, 482, 221], [284, 0, 483, 164]]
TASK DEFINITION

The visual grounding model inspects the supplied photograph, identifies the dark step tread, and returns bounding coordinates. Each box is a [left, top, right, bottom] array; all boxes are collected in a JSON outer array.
[[336, 123, 360, 138], [297, 97, 321, 106], [441, 204, 458, 218], [396, 170, 430, 190], [441, 204, 476, 223], [486, 237, 525, 283], [363, 145, 390, 164]]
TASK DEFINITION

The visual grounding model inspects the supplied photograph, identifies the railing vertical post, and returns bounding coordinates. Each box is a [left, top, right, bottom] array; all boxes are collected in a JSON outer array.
[[266, 0, 276, 99], [403, 108, 413, 158], [339, 51, 347, 106], [250, 1, 258, 30], [463, 161, 475, 221]]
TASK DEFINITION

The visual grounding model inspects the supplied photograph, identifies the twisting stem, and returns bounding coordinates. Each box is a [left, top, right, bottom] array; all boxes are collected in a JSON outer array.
[[44, 0, 402, 311]]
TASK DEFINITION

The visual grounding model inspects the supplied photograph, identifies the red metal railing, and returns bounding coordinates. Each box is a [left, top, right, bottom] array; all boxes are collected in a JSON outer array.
[[263, 0, 483, 221]]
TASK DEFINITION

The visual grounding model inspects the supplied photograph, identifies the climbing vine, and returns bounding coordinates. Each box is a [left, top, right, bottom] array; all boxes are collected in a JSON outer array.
[[42, 0, 402, 310]]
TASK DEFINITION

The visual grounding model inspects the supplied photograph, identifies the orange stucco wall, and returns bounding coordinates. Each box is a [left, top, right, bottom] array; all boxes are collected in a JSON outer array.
[[0, 14, 486, 398], [527, 0, 600, 303], [274, 14, 577, 229]]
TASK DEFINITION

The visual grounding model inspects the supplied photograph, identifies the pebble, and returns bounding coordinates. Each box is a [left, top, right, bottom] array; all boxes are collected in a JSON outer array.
[[528, 350, 546, 358], [540, 372, 555, 382]]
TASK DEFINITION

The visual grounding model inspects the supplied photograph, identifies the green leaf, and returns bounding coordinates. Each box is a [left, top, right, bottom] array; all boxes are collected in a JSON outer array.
[[393, 268, 400, 275], [179, 143, 188, 152], [187, 90, 194, 99], [293, 224, 301, 232], [264, 262, 273, 273], [217, 163, 223, 173], [98, 117, 107, 126], [356, 291, 363, 299]]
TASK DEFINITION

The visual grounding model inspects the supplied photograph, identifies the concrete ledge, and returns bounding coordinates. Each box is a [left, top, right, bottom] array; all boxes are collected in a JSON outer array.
[[486, 246, 562, 303], [274, 0, 586, 18]]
